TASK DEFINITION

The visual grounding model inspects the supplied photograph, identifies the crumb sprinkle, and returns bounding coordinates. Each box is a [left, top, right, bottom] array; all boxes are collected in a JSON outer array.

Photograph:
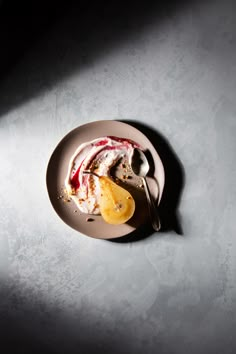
[[86, 217, 94, 222]]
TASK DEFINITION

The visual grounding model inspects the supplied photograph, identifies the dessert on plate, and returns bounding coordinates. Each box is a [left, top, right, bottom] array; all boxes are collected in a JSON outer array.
[[65, 136, 140, 224]]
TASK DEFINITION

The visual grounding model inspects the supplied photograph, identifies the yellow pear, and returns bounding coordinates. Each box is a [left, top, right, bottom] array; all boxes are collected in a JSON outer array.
[[99, 176, 135, 225]]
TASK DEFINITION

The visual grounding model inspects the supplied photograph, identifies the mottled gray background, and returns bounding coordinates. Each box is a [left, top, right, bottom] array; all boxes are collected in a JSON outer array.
[[0, 0, 236, 353]]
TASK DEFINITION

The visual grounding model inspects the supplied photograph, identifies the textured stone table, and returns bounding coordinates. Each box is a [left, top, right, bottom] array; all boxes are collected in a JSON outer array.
[[0, 1, 236, 353]]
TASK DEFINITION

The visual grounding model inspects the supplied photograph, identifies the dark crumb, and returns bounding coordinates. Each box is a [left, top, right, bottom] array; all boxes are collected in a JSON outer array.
[[127, 175, 132, 179], [74, 210, 77, 213], [86, 217, 94, 222]]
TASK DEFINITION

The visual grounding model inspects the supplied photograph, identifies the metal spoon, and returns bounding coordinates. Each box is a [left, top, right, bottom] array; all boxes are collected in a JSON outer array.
[[130, 148, 161, 231]]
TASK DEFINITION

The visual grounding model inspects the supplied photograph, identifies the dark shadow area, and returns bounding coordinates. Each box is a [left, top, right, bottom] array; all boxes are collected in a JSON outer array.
[[126, 121, 185, 234], [0, 0, 196, 117], [0, 282, 132, 354], [0, 0, 65, 80], [1, 272, 236, 354], [110, 120, 185, 243]]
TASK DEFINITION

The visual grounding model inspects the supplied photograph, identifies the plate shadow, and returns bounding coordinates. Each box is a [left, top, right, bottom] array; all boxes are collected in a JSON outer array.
[[110, 119, 185, 243]]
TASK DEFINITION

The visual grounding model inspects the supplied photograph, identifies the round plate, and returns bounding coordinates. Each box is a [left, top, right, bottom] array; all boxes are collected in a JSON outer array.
[[46, 120, 165, 239]]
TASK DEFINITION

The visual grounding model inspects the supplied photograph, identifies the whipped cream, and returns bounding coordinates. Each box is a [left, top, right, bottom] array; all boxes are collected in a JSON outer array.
[[65, 136, 139, 214]]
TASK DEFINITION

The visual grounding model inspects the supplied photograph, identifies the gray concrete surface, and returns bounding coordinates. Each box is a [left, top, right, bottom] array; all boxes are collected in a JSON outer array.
[[0, 0, 236, 353]]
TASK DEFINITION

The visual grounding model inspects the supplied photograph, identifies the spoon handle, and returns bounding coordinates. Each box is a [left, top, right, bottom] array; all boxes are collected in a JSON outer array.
[[142, 177, 161, 232]]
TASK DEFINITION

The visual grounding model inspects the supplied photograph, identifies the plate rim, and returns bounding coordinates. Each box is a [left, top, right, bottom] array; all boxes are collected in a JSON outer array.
[[46, 119, 165, 238]]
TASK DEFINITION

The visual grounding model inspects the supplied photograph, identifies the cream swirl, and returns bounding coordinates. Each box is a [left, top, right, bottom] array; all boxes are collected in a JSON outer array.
[[65, 136, 139, 214]]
